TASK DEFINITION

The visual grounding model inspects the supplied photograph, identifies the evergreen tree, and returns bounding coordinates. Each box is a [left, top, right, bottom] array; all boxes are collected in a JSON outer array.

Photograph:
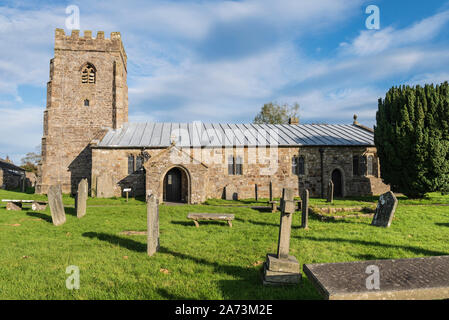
[[374, 82, 449, 198]]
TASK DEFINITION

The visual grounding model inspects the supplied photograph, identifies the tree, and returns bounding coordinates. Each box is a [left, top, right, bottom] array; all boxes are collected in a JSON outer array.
[[253, 102, 299, 124], [20, 145, 41, 174], [374, 82, 449, 198]]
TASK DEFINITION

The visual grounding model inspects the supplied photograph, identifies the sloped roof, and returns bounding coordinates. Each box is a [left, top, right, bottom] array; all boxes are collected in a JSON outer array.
[[96, 122, 375, 148], [0, 159, 25, 172]]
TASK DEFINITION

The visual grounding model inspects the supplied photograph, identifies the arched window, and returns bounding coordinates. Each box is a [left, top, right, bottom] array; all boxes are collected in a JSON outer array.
[[81, 63, 96, 84], [128, 155, 135, 175]]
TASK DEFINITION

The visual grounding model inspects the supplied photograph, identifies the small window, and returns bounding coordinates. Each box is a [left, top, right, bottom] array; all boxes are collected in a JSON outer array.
[[298, 156, 305, 175], [136, 156, 144, 171], [292, 156, 298, 175], [353, 156, 359, 176], [235, 156, 243, 175], [84, 99, 89, 107], [367, 155, 374, 176], [228, 156, 234, 175], [128, 155, 135, 175]]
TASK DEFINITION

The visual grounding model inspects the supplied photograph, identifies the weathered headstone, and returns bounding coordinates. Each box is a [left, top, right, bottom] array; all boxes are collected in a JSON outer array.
[[301, 189, 309, 229], [96, 174, 115, 198], [327, 180, 334, 203], [76, 179, 88, 218], [48, 185, 66, 226], [147, 194, 160, 256], [263, 188, 301, 285], [371, 191, 398, 227], [225, 185, 238, 201]]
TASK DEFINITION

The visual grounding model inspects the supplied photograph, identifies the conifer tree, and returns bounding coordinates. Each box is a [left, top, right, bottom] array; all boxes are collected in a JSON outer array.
[[374, 82, 449, 198]]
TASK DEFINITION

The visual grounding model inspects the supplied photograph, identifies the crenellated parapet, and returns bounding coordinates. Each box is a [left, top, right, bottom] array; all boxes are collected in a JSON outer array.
[[54, 29, 127, 67]]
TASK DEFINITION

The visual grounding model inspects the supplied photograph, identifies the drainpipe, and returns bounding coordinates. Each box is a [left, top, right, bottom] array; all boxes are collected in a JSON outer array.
[[319, 148, 324, 198]]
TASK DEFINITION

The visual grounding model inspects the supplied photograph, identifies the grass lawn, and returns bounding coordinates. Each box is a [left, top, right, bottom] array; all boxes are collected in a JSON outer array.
[[1, 189, 449, 299]]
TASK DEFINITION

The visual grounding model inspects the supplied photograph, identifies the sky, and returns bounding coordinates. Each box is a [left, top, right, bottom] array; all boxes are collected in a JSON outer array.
[[1, 0, 449, 164]]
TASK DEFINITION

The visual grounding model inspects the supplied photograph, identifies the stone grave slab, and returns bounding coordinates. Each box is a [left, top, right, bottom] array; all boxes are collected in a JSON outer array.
[[48, 185, 66, 226], [372, 191, 398, 227], [76, 179, 88, 218], [96, 174, 115, 198], [304, 255, 449, 300], [225, 185, 238, 201]]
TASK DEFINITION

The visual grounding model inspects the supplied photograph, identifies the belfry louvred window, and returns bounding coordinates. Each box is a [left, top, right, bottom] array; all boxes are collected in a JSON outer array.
[[81, 64, 96, 84]]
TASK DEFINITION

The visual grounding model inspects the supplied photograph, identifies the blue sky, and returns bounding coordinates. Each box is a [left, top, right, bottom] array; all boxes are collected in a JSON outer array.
[[1, 0, 449, 164]]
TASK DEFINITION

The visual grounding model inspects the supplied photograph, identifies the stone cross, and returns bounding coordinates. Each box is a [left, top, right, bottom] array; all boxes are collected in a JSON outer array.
[[301, 189, 309, 229], [371, 191, 398, 227], [76, 178, 88, 218], [48, 185, 66, 226], [147, 193, 160, 256], [327, 180, 334, 203], [277, 188, 295, 259]]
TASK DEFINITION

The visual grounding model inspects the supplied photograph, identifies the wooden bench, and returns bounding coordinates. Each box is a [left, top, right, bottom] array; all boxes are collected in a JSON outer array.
[[1, 200, 48, 211], [187, 213, 235, 228]]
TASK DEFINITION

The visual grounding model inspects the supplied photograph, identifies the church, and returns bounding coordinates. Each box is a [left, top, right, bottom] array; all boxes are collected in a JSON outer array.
[[36, 29, 390, 203]]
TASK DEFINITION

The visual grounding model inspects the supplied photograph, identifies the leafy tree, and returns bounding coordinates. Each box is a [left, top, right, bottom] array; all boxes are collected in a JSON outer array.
[[374, 82, 449, 198], [20, 146, 41, 173], [254, 102, 299, 124]]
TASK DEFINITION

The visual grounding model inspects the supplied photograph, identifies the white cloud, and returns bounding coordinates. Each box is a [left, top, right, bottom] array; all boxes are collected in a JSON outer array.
[[341, 9, 449, 56]]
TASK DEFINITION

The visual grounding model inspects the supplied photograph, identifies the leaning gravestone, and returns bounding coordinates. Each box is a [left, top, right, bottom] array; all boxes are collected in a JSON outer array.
[[225, 185, 238, 201], [371, 191, 398, 227], [147, 194, 160, 256], [48, 185, 66, 226], [96, 174, 115, 198], [263, 188, 301, 285], [76, 179, 88, 218]]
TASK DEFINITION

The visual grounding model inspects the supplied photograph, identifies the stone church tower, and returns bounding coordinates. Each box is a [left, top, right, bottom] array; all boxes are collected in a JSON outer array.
[[36, 29, 128, 194]]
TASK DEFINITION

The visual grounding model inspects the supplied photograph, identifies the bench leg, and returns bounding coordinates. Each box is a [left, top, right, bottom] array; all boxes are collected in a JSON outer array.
[[193, 220, 199, 228], [228, 220, 232, 228], [6, 202, 22, 211]]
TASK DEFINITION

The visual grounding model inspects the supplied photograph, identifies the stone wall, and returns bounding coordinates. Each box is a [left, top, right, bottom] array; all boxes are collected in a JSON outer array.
[[91, 144, 389, 202], [0, 168, 22, 190], [91, 148, 148, 197], [0, 168, 3, 189], [36, 29, 128, 195]]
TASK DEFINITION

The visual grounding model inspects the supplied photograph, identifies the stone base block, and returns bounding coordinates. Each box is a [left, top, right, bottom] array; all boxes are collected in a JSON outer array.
[[266, 254, 300, 273], [6, 202, 22, 211], [32, 202, 47, 211], [263, 263, 301, 285]]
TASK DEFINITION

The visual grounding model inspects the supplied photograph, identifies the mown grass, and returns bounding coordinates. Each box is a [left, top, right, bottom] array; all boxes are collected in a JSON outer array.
[[0, 189, 449, 299]]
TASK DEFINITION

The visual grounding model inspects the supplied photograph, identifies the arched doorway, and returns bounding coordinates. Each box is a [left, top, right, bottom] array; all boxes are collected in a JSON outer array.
[[331, 169, 343, 197], [163, 167, 189, 203]]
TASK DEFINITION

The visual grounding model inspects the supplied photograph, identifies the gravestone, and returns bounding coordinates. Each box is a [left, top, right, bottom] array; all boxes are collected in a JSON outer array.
[[76, 179, 88, 218], [263, 188, 301, 285], [48, 185, 66, 226], [31, 201, 47, 211], [96, 174, 115, 198], [301, 189, 309, 229], [225, 185, 238, 201], [147, 194, 160, 256], [371, 191, 398, 227], [327, 180, 334, 203]]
